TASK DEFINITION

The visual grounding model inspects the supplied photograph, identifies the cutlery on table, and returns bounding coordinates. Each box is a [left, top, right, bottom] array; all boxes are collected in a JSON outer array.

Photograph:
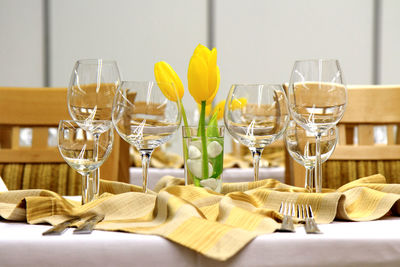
[[278, 202, 295, 232], [304, 204, 322, 234], [297, 204, 322, 234], [42, 217, 80, 236], [73, 214, 105, 235]]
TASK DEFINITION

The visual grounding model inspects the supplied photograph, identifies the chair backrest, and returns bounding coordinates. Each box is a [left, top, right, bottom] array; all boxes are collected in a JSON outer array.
[[0, 87, 70, 162], [0, 87, 129, 193], [287, 85, 400, 188]]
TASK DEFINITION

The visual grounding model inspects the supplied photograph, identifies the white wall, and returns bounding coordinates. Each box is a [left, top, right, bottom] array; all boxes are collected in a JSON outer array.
[[215, 0, 373, 105], [381, 0, 400, 84], [50, 0, 207, 91], [0, 0, 44, 86]]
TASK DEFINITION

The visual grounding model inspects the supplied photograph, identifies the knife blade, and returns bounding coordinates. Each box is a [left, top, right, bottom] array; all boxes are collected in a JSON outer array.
[[73, 214, 105, 235], [42, 217, 80, 236]]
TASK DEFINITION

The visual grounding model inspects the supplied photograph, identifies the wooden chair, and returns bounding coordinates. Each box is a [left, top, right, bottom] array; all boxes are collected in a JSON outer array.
[[287, 85, 400, 188], [0, 87, 129, 195]]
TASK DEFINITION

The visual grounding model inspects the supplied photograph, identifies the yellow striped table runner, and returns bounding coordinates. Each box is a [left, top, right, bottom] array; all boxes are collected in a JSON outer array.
[[1, 174, 399, 261]]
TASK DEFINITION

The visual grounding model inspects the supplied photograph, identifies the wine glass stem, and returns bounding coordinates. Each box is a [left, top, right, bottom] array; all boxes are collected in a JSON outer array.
[[305, 167, 314, 193], [250, 147, 264, 182], [140, 149, 153, 193], [93, 133, 100, 199], [315, 133, 322, 193], [82, 172, 96, 205]]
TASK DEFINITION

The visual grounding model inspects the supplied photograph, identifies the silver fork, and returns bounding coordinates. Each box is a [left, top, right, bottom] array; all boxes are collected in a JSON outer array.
[[73, 214, 105, 235], [297, 204, 322, 234], [278, 202, 295, 232]]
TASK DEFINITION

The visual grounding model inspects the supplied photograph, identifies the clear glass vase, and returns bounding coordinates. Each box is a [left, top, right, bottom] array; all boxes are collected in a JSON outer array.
[[182, 126, 224, 193]]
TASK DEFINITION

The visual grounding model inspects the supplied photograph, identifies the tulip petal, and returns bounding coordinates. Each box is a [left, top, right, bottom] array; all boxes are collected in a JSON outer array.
[[206, 65, 220, 105], [208, 48, 217, 67], [154, 63, 176, 101], [188, 55, 209, 104], [154, 61, 184, 101], [212, 99, 225, 120], [208, 48, 218, 95], [193, 44, 211, 61], [232, 97, 247, 109]]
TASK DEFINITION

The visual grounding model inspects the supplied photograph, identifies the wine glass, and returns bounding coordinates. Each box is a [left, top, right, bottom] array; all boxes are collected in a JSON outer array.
[[58, 120, 113, 204], [68, 59, 121, 123], [285, 120, 338, 192], [67, 59, 121, 195], [224, 84, 289, 182], [112, 81, 181, 192], [288, 59, 346, 192]]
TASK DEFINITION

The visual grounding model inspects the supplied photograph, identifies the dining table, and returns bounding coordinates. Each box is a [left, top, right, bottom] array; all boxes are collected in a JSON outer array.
[[1, 216, 400, 267], [1, 171, 400, 267]]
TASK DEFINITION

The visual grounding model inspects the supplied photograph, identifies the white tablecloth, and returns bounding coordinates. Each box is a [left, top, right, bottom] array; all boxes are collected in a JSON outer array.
[[1, 217, 400, 266], [130, 167, 285, 190]]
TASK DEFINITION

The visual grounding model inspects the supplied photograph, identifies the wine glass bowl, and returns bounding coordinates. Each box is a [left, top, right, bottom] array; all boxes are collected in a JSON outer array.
[[288, 59, 347, 133], [224, 84, 289, 181], [289, 82, 346, 134], [288, 59, 347, 192], [285, 120, 338, 191], [112, 81, 181, 192], [58, 120, 114, 204], [68, 59, 121, 123]]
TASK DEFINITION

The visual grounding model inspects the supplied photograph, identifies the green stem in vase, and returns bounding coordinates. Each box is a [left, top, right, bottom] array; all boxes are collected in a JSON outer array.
[[207, 110, 219, 137], [181, 101, 190, 174], [199, 100, 209, 179], [181, 101, 190, 136]]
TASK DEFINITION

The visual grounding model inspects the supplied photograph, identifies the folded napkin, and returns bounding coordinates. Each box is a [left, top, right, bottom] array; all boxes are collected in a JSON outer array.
[[1, 174, 400, 261]]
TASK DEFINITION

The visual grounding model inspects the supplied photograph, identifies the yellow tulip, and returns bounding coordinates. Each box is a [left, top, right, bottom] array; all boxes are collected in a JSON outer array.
[[212, 100, 226, 120], [231, 97, 247, 109], [212, 98, 247, 120], [187, 44, 220, 105], [154, 61, 184, 101]]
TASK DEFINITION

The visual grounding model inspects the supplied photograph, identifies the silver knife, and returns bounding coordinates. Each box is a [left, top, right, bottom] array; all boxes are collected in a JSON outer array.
[[42, 217, 80, 236], [73, 214, 105, 235]]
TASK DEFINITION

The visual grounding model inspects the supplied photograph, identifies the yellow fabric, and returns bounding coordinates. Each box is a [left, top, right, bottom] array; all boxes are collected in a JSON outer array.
[[1, 174, 400, 261]]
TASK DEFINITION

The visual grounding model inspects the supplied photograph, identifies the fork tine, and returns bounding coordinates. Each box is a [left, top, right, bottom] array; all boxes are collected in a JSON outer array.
[[308, 204, 314, 218], [277, 201, 295, 233], [304, 204, 322, 234], [295, 204, 305, 221], [290, 203, 295, 216]]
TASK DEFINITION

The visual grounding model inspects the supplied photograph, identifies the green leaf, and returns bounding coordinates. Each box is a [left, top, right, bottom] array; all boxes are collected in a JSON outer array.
[[207, 109, 219, 137]]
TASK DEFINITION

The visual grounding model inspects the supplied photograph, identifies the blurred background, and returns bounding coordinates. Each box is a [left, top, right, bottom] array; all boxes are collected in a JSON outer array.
[[1, 0, 399, 154]]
